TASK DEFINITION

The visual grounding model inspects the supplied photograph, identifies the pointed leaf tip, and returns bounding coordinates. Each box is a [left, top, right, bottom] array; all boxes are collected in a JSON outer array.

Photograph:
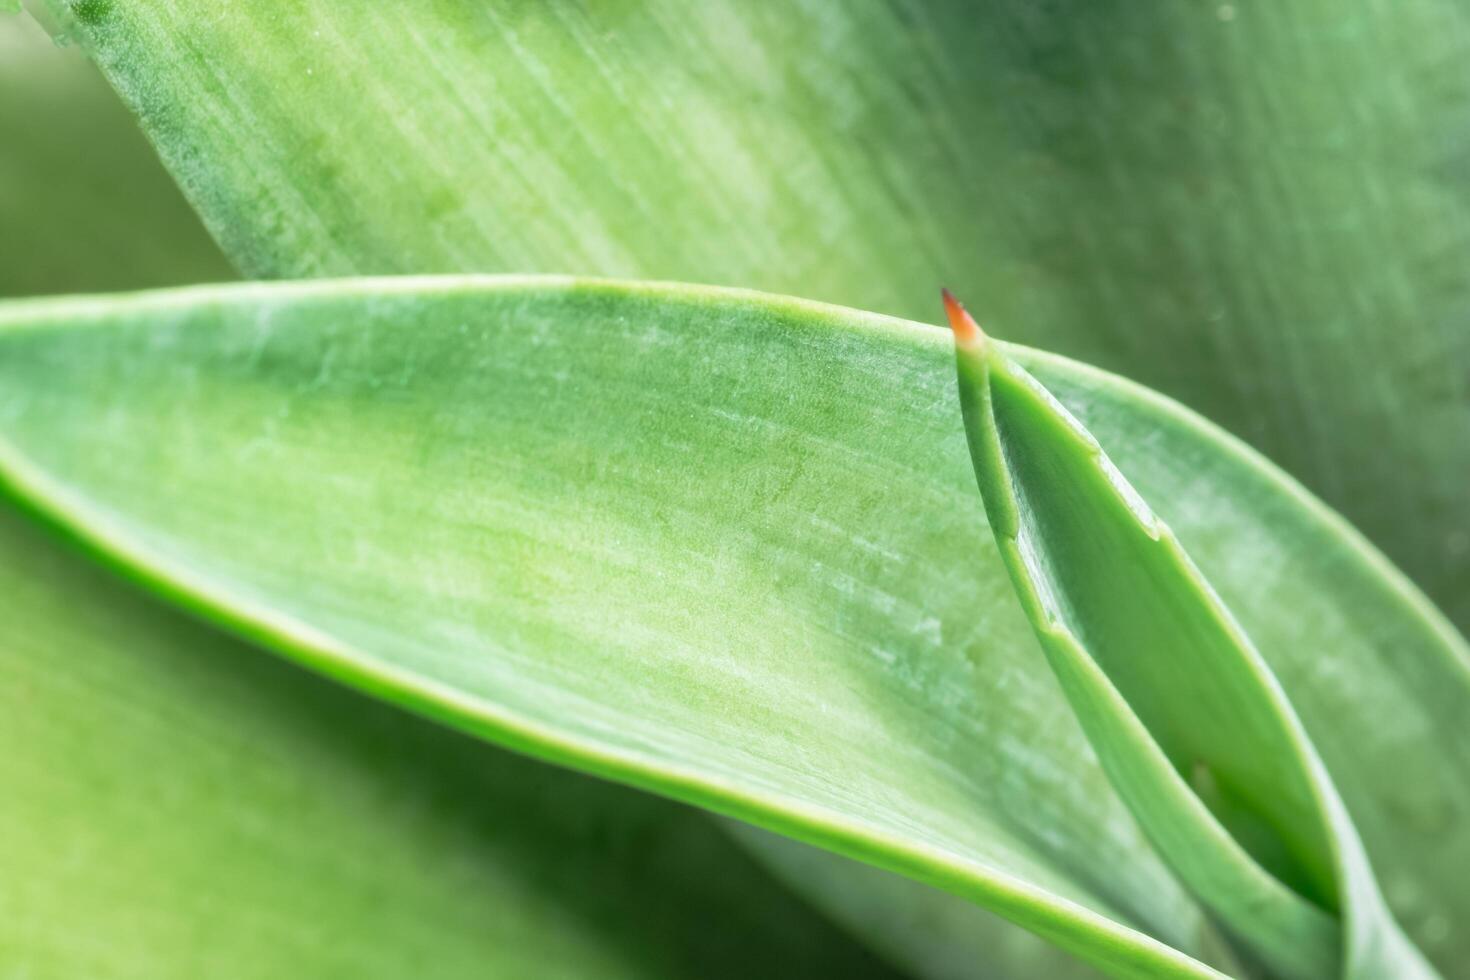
[[941, 288, 984, 350]]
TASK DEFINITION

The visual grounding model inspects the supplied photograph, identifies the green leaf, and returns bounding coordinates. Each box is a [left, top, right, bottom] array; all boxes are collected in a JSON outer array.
[[0, 8, 232, 297], [0, 469, 901, 979], [48, 0, 1470, 632], [944, 298, 1431, 978], [1, 277, 1465, 976]]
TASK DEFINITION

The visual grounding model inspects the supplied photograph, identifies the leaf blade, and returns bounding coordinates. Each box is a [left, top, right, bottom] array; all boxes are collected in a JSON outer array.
[[1, 277, 1466, 975], [949, 310, 1433, 977]]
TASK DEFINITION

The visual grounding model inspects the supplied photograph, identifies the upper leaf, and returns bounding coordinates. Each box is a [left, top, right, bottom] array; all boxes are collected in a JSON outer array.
[[46, 0, 1470, 632], [0, 8, 231, 297]]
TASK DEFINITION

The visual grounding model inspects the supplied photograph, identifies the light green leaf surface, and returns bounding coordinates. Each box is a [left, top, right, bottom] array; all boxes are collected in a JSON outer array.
[[948, 312, 1433, 978], [47, 0, 1470, 632], [0, 8, 232, 297], [1, 278, 1465, 977], [0, 470, 902, 979]]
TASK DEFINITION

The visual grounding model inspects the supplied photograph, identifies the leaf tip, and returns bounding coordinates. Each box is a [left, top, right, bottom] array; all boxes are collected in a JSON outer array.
[[941, 288, 985, 351]]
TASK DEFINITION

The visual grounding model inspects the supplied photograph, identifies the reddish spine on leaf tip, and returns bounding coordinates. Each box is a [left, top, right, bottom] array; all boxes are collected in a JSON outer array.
[[941, 288, 984, 350]]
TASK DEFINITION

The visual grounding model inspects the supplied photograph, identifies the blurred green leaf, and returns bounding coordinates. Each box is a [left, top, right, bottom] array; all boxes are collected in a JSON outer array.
[[0, 9, 232, 296], [46, 0, 1470, 632], [0, 278, 1464, 976], [0, 456, 902, 980]]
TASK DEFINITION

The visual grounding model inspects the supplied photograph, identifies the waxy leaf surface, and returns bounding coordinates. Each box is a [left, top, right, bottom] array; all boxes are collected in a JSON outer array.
[[1, 278, 1466, 976]]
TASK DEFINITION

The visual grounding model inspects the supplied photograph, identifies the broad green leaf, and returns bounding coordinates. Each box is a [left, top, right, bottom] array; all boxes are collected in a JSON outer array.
[[0, 487, 901, 979], [0, 8, 232, 297], [0, 281, 1224, 979], [1, 278, 1465, 976], [46, 0, 1470, 632], [944, 296, 1430, 978]]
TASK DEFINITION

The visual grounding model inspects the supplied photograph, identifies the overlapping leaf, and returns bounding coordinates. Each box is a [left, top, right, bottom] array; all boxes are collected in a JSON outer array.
[[945, 297, 1433, 977]]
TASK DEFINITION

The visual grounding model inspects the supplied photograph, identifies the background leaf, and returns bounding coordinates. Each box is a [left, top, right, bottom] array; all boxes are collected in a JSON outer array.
[[0, 8, 232, 297], [1, 278, 1464, 975], [45, 0, 1470, 632], [0, 502, 904, 979]]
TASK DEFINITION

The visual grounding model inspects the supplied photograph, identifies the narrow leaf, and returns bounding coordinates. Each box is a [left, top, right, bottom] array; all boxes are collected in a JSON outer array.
[[944, 292, 1435, 978]]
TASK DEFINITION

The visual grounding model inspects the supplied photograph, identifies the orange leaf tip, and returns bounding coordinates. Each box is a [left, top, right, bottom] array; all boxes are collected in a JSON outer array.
[[941, 288, 985, 350]]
